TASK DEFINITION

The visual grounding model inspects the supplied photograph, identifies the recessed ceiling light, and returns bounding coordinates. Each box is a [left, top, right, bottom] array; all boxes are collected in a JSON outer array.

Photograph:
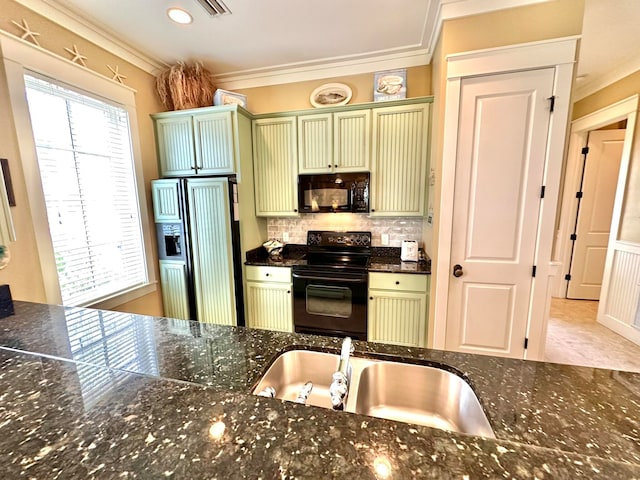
[[167, 7, 193, 24]]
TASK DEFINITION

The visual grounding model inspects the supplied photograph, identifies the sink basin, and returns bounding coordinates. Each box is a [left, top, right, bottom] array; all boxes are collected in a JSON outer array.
[[253, 349, 495, 438], [252, 350, 340, 409], [353, 361, 495, 438]]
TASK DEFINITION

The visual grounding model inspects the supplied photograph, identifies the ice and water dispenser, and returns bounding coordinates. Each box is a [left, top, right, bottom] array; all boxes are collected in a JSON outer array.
[[156, 223, 186, 261]]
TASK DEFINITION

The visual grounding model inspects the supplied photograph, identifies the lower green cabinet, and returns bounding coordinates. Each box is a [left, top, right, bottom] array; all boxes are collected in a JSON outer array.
[[245, 266, 293, 332], [159, 260, 190, 321], [368, 272, 429, 347]]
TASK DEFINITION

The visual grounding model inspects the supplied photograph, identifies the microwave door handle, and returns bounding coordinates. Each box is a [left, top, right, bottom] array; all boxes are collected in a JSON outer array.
[[292, 273, 366, 283]]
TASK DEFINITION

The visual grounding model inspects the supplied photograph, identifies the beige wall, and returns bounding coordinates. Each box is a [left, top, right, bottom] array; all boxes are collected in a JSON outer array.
[[0, 0, 164, 315], [574, 70, 640, 244], [235, 65, 432, 114]]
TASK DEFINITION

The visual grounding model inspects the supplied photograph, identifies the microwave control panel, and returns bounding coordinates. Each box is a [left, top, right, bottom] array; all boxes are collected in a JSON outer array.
[[351, 180, 369, 212]]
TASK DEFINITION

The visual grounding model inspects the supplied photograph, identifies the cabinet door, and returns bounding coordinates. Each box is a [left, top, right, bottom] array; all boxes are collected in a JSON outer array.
[[252, 117, 299, 216], [187, 178, 236, 325], [155, 116, 196, 176], [334, 109, 370, 172], [298, 113, 333, 173], [151, 179, 181, 223], [246, 281, 293, 332], [371, 104, 430, 216], [368, 290, 427, 347], [194, 111, 236, 175], [159, 260, 190, 320]]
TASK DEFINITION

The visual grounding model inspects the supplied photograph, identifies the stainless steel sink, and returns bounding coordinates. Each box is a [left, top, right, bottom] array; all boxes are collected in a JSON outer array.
[[253, 349, 495, 438], [352, 361, 495, 438]]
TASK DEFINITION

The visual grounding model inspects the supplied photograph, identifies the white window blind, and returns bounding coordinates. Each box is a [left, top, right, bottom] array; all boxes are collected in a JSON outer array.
[[24, 74, 147, 306], [64, 307, 159, 409]]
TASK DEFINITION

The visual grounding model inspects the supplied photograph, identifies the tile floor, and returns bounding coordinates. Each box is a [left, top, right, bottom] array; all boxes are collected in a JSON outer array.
[[544, 297, 640, 373]]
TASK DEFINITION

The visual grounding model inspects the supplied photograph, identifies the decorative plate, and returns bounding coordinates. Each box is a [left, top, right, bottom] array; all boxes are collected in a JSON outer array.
[[309, 83, 352, 108]]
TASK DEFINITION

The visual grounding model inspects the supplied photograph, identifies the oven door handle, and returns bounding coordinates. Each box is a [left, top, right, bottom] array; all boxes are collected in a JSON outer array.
[[292, 272, 367, 283]]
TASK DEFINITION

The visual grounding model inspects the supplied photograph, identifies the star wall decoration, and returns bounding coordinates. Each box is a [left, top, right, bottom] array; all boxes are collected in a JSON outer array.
[[11, 19, 41, 47], [107, 65, 127, 84], [64, 44, 87, 67]]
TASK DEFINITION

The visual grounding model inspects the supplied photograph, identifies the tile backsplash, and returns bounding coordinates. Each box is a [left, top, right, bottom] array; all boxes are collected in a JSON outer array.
[[267, 214, 424, 247]]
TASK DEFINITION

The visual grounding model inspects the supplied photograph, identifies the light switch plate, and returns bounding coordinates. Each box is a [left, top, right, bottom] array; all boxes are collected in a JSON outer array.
[[381, 233, 389, 246], [282, 232, 289, 242]]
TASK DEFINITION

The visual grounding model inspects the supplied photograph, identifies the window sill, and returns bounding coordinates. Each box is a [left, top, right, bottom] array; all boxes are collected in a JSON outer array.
[[86, 282, 158, 311]]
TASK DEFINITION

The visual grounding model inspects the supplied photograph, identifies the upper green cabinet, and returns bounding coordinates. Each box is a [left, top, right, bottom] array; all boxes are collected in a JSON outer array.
[[370, 103, 430, 216], [153, 107, 239, 177], [298, 109, 370, 174], [252, 116, 299, 217], [151, 178, 181, 223]]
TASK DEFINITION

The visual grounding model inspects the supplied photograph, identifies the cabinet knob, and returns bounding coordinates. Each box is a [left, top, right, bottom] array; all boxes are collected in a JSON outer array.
[[334, 164, 338, 168], [287, 290, 291, 294], [369, 296, 373, 300], [294, 208, 298, 212], [395, 281, 400, 285], [265, 273, 270, 277], [371, 209, 375, 212], [327, 164, 331, 168]]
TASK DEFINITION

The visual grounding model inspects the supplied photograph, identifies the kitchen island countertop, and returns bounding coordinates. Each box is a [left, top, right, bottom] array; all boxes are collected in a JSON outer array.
[[1, 301, 639, 478]]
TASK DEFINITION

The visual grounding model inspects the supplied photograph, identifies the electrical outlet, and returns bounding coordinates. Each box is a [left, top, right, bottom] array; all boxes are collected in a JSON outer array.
[[282, 232, 289, 242], [381, 233, 389, 246]]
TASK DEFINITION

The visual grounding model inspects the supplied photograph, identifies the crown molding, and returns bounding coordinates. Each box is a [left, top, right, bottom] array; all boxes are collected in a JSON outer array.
[[214, 49, 431, 90], [11, 0, 555, 89], [13, 0, 166, 74], [573, 56, 640, 102]]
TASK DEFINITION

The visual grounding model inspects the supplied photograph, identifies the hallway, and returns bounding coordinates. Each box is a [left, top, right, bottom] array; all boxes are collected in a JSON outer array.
[[544, 298, 640, 373]]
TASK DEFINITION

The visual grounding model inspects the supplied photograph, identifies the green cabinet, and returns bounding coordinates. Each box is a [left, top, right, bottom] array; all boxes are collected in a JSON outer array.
[[368, 272, 429, 347], [245, 266, 293, 332], [153, 108, 238, 177], [187, 178, 236, 325], [252, 116, 299, 217], [298, 109, 370, 174], [370, 103, 430, 216], [159, 260, 190, 320], [151, 178, 181, 223]]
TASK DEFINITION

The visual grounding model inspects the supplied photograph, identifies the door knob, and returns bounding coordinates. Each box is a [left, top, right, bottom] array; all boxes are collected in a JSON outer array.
[[453, 264, 464, 277]]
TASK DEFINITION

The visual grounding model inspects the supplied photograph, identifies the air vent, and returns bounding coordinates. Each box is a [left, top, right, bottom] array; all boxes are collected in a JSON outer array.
[[195, 0, 231, 16]]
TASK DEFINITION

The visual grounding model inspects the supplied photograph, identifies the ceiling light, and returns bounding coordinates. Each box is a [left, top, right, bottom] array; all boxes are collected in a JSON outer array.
[[167, 7, 193, 24]]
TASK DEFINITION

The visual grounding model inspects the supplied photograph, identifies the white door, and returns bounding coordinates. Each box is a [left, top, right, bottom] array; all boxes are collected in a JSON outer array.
[[567, 129, 625, 300], [445, 68, 555, 358]]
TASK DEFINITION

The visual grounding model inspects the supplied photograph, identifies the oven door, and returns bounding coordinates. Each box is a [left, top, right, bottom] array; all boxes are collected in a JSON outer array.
[[292, 269, 368, 340]]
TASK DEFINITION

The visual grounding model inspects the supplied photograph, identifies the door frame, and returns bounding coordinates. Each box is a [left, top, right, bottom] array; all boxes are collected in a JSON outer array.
[[554, 95, 639, 298], [433, 37, 578, 360]]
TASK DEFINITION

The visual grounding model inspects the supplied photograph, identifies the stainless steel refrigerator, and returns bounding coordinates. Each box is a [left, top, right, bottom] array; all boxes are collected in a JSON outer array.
[[152, 175, 244, 326]]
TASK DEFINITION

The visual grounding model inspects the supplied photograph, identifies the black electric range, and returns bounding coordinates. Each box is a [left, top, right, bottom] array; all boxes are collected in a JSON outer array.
[[292, 231, 371, 340]]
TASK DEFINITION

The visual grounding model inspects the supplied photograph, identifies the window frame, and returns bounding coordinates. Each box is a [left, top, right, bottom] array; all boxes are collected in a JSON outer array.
[[1, 31, 157, 308]]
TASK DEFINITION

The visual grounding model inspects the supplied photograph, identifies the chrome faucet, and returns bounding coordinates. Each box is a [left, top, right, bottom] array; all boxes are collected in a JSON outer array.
[[329, 337, 354, 410]]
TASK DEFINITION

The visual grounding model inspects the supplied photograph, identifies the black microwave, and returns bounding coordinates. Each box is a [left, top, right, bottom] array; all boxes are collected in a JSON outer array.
[[298, 172, 370, 213]]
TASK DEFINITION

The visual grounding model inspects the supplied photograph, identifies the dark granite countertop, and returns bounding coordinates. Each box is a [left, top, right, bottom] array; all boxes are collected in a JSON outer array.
[[1, 301, 640, 478], [246, 245, 431, 274]]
